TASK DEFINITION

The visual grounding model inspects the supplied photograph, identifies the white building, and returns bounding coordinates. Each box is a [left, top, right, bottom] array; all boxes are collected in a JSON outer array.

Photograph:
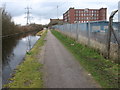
[[118, 1, 120, 22]]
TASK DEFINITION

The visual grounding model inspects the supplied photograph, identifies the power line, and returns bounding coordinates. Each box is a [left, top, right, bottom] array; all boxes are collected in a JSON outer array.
[[25, 6, 33, 52], [25, 7, 32, 25]]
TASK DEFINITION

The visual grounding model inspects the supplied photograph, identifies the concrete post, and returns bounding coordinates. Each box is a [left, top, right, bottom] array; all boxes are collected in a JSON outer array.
[[88, 21, 90, 45], [107, 10, 118, 60], [0, 7, 2, 90], [76, 22, 79, 41]]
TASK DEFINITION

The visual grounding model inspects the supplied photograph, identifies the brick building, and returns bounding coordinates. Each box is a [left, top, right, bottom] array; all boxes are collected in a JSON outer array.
[[63, 7, 107, 23], [48, 18, 64, 26]]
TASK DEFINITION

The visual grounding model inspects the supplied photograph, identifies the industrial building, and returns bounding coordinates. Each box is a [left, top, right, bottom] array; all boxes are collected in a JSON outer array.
[[63, 7, 107, 23], [48, 18, 64, 27]]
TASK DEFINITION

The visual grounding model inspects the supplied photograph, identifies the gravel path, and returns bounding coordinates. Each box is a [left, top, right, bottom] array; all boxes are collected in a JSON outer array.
[[43, 30, 101, 88]]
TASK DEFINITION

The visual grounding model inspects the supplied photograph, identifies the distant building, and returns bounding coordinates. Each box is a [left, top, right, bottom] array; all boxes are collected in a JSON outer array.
[[63, 7, 107, 23], [118, 1, 120, 22], [48, 18, 64, 26]]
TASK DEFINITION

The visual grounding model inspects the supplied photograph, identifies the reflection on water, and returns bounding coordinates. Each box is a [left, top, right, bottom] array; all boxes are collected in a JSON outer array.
[[2, 34, 40, 84]]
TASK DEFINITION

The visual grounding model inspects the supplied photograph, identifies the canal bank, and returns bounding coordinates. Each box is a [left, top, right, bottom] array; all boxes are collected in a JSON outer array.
[[3, 35, 40, 84], [2, 31, 40, 85], [3, 30, 47, 88]]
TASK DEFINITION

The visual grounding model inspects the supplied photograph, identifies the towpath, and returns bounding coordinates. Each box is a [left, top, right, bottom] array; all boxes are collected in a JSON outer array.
[[42, 30, 100, 88]]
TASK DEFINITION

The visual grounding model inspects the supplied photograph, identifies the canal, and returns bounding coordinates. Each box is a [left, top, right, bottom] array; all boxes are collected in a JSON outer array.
[[2, 32, 40, 85]]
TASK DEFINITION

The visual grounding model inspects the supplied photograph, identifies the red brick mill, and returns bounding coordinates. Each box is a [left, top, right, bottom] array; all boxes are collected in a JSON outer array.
[[63, 7, 107, 23]]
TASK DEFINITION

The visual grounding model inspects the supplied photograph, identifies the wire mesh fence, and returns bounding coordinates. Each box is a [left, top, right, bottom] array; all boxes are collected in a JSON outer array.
[[52, 21, 120, 61]]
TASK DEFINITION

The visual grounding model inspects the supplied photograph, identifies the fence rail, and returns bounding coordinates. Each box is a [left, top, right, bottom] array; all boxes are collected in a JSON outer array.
[[52, 21, 120, 61]]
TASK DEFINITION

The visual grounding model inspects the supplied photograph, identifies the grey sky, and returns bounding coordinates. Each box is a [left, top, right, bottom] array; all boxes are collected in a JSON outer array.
[[0, 0, 119, 25]]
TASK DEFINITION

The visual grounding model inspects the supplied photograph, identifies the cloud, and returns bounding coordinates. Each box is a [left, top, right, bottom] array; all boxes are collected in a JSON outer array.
[[12, 15, 26, 25], [1, 0, 120, 25]]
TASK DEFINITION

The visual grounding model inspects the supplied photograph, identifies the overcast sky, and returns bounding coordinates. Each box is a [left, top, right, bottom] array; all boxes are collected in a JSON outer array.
[[0, 0, 120, 25]]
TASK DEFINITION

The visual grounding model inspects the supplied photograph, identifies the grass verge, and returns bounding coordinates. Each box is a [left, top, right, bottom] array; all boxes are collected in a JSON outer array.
[[3, 30, 47, 88], [51, 30, 119, 88], [36, 30, 46, 36]]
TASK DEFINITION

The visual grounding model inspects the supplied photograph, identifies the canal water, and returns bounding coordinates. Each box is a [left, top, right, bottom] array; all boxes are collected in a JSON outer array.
[[2, 33, 40, 84]]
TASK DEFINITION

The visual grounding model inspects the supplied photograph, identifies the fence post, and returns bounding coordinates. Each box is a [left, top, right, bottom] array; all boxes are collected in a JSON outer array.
[[70, 24, 71, 38], [0, 8, 2, 90], [88, 21, 91, 45], [87, 22, 90, 45], [118, 22, 120, 62], [107, 18, 112, 59], [107, 10, 118, 59], [76, 22, 79, 41]]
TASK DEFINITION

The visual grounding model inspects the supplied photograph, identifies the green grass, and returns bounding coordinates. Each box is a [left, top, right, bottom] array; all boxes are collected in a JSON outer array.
[[4, 30, 47, 88], [51, 30, 119, 88]]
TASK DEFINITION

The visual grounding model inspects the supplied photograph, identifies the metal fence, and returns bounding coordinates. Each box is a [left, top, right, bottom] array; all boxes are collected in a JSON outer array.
[[52, 21, 120, 61]]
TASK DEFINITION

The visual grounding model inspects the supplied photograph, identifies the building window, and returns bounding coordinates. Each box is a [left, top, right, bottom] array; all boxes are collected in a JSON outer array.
[[75, 10, 78, 13], [86, 17, 89, 20], [94, 10, 96, 13], [76, 17, 79, 20], [76, 14, 78, 16]]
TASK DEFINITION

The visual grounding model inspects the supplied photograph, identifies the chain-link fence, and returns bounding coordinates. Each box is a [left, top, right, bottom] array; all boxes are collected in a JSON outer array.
[[52, 21, 120, 61]]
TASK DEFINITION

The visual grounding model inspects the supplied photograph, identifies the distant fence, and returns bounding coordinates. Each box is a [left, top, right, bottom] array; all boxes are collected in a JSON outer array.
[[52, 21, 120, 61]]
